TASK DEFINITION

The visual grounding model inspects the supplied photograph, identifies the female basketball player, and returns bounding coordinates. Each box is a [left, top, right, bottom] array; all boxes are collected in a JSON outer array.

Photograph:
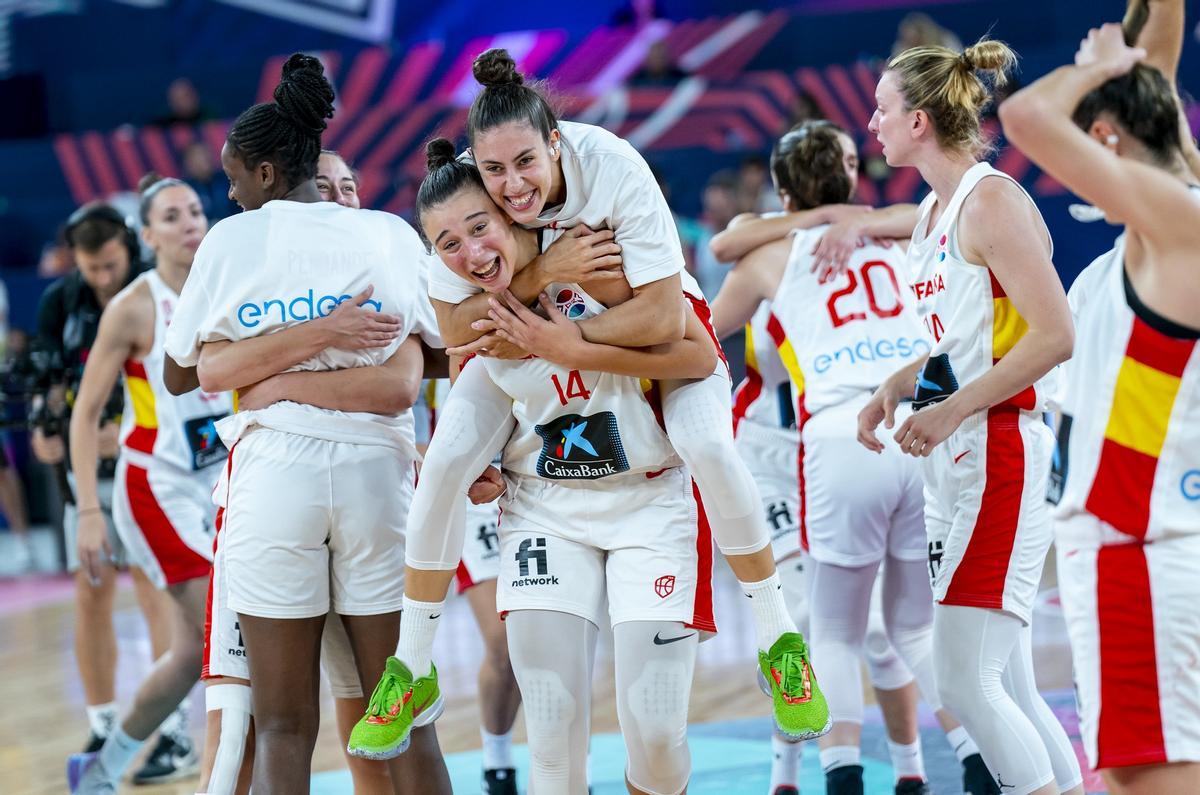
[[1000, 14, 1200, 795], [356, 137, 716, 794], [315, 147, 523, 795], [712, 121, 993, 795], [66, 176, 239, 794], [161, 54, 449, 795], [393, 48, 825, 744], [857, 38, 1083, 795]]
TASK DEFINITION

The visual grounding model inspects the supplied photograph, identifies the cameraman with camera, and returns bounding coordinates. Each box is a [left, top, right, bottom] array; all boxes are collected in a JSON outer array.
[[34, 203, 181, 783]]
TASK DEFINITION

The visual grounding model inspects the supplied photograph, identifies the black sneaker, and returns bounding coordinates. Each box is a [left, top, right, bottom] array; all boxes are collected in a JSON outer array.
[[895, 778, 931, 795], [962, 753, 1000, 795], [131, 733, 199, 785], [825, 764, 865, 795], [483, 766, 518, 795], [82, 731, 106, 754]]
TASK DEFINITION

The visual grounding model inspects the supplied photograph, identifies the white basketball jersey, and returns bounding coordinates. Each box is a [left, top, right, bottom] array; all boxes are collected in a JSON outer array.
[[484, 283, 680, 480], [120, 271, 234, 473], [906, 162, 1053, 411], [773, 226, 929, 418], [732, 303, 796, 432], [1052, 235, 1200, 543]]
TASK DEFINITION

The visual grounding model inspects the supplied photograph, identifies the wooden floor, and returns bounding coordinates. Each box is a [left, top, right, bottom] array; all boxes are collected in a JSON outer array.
[[0, 544, 1075, 795]]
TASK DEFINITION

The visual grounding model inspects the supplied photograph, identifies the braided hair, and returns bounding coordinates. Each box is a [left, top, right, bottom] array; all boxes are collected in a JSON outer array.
[[226, 53, 335, 191]]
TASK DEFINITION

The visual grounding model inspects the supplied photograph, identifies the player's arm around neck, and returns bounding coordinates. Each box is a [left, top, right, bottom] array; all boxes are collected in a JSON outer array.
[[709, 206, 863, 263], [576, 273, 685, 347], [946, 179, 1074, 420]]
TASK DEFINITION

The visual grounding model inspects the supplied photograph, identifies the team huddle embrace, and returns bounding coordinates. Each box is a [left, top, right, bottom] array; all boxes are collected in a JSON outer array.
[[65, 1, 1200, 794]]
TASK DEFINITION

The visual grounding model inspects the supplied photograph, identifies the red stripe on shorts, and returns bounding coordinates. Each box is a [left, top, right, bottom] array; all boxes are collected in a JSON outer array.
[[1096, 543, 1167, 768], [688, 481, 717, 634], [943, 409, 1023, 610], [201, 507, 225, 680], [126, 463, 211, 586], [455, 560, 477, 594]]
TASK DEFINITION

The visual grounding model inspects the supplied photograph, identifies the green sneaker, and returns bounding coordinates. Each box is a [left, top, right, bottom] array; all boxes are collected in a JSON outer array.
[[347, 657, 444, 760], [757, 632, 831, 740]]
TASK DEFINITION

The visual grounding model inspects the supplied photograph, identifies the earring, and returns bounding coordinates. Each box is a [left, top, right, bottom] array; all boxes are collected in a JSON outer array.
[[1106, 134, 1119, 146]]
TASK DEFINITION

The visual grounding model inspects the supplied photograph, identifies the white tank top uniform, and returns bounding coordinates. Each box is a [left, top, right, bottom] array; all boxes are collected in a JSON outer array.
[[732, 304, 804, 563], [113, 270, 234, 591], [906, 162, 1056, 624], [1050, 233, 1200, 769], [772, 225, 929, 568], [164, 201, 442, 620], [484, 281, 715, 633]]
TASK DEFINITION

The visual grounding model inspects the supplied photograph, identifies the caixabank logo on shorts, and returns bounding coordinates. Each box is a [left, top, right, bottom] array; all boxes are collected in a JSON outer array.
[[184, 414, 230, 471], [534, 412, 629, 479]]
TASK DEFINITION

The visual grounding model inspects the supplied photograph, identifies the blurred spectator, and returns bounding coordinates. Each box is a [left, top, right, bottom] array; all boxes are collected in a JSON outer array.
[[630, 40, 687, 85], [891, 12, 962, 57], [787, 90, 826, 129], [182, 142, 235, 221], [611, 0, 665, 28], [38, 233, 74, 279], [649, 163, 697, 276], [737, 154, 782, 214], [153, 78, 212, 127], [687, 170, 741, 299]]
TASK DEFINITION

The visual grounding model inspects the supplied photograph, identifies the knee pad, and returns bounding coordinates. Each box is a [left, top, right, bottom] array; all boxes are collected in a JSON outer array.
[[205, 684, 252, 795], [864, 623, 912, 692], [622, 659, 691, 795], [517, 667, 576, 766], [321, 616, 363, 700]]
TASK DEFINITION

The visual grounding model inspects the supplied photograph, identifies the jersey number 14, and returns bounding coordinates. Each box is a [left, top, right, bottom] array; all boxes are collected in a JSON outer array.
[[551, 370, 592, 406]]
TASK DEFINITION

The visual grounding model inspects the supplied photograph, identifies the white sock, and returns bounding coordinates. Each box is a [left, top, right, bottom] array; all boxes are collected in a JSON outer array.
[[97, 726, 145, 780], [396, 596, 444, 677], [819, 745, 860, 773], [946, 726, 980, 763], [741, 572, 798, 651], [481, 728, 513, 770], [159, 701, 189, 740], [770, 734, 803, 791], [85, 702, 119, 737], [886, 739, 926, 782]]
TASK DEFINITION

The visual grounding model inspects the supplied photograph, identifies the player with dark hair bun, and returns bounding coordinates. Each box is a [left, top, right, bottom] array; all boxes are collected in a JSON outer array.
[[158, 54, 451, 793]]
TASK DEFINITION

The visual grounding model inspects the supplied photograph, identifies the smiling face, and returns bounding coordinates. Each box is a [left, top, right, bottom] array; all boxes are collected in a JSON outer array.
[[316, 153, 360, 208], [421, 184, 523, 293], [868, 71, 917, 167], [142, 184, 207, 266], [472, 121, 563, 225]]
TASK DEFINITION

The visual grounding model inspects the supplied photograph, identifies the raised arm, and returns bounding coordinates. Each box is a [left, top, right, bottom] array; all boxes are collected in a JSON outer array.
[[708, 205, 870, 263], [1124, 0, 1184, 80], [998, 25, 1200, 249], [235, 335, 425, 415], [488, 291, 715, 380], [709, 237, 791, 340], [193, 285, 403, 393]]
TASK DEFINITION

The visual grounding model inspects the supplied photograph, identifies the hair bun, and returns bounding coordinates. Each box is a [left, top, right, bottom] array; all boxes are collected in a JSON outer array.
[[425, 138, 458, 173], [960, 38, 1016, 86], [138, 171, 165, 195], [274, 52, 336, 135], [473, 48, 523, 88]]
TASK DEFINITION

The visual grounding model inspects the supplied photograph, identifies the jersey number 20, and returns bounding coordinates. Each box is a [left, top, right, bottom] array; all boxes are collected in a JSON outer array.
[[826, 260, 904, 328]]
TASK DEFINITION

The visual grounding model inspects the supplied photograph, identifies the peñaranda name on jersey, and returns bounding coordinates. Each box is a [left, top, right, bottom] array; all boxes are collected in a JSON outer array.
[[534, 411, 629, 479]]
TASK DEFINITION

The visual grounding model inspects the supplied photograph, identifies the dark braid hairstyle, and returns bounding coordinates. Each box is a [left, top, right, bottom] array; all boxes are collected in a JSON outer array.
[[226, 53, 335, 191], [770, 120, 854, 211], [466, 48, 559, 147], [414, 138, 489, 249]]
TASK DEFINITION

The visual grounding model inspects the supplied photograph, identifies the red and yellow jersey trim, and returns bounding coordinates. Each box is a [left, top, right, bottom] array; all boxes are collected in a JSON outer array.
[[123, 359, 158, 454]]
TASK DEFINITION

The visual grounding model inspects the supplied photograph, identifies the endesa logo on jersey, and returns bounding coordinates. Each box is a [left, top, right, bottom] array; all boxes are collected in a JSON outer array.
[[534, 411, 629, 479], [236, 290, 382, 328], [811, 335, 931, 374]]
